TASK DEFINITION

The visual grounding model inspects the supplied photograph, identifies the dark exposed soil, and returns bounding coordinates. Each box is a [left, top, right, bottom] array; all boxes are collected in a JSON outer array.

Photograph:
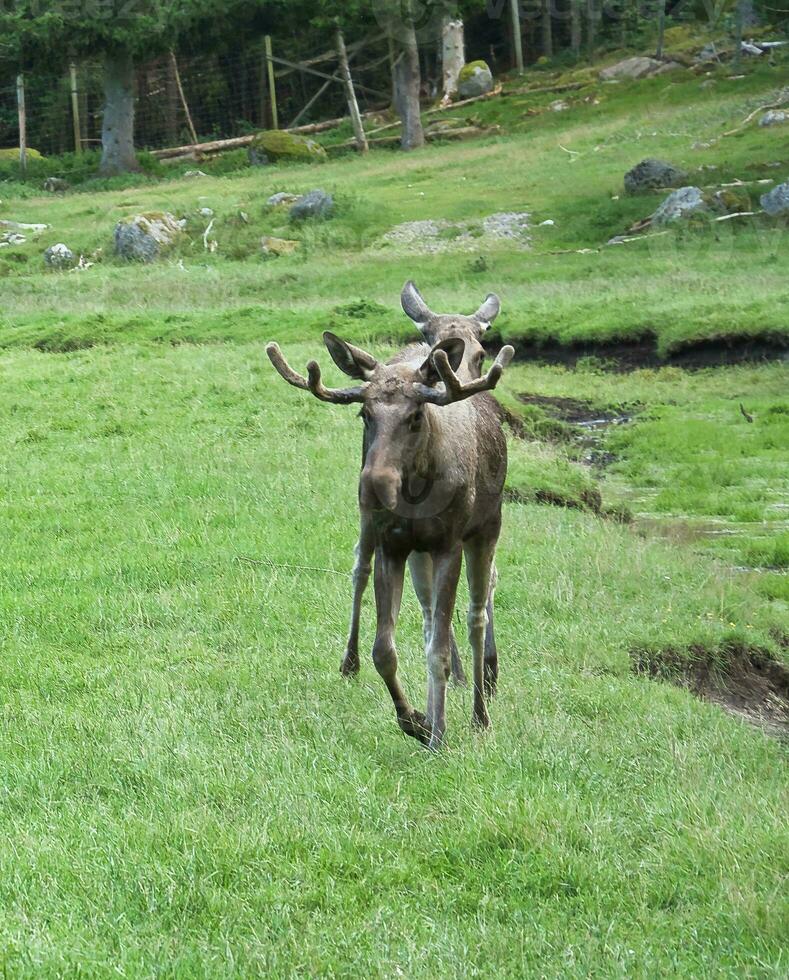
[[512, 392, 633, 469], [632, 643, 789, 739], [491, 333, 789, 372], [516, 392, 625, 424]]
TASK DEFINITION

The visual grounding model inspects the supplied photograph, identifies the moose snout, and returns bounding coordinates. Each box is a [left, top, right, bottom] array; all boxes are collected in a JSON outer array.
[[360, 465, 401, 513]]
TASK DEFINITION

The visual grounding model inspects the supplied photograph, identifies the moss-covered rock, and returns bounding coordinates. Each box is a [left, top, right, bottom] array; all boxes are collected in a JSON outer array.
[[248, 131, 327, 166], [0, 147, 44, 162], [457, 61, 493, 99], [114, 212, 184, 262]]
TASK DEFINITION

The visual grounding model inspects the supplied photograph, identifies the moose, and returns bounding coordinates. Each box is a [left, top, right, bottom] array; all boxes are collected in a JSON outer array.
[[267, 284, 514, 750]]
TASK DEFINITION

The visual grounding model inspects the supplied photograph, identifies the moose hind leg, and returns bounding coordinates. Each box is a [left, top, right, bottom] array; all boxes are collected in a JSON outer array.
[[409, 552, 467, 688], [464, 538, 497, 730], [484, 563, 498, 697], [341, 524, 374, 677], [373, 548, 429, 744]]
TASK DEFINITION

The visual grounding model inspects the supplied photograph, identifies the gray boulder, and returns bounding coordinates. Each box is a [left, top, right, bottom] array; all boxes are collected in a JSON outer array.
[[43, 177, 69, 193], [760, 110, 788, 127], [457, 61, 494, 99], [289, 189, 334, 222], [599, 56, 662, 81], [625, 158, 688, 194], [115, 212, 184, 262], [652, 61, 684, 76], [652, 186, 707, 225], [760, 181, 789, 217], [44, 243, 76, 269]]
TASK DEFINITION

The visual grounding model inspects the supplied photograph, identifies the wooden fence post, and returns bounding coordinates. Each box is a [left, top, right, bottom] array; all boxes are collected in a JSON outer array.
[[265, 35, 279, 129], [336, 28, 368, 153], [16, 74, 27, 173], [169, 51, 199, 146], [69, 63, 82, 154]]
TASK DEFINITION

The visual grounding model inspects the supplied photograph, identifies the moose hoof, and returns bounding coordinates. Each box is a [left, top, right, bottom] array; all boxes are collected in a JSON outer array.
[[397, 709, 431, 745], [340, 652, 360, 677], [472, 710, 491, 732]]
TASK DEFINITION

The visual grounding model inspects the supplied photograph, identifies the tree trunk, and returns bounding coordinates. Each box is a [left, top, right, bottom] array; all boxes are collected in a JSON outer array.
[[733, 0, 745, 70], [570, 0, 582, 57], [541, 0, 553, 58], [510, 0, 524, 73], [440, 17, 465, 102], [393, 21, 424, 150], [100, 49, 139, 175], [586, 0, 596, 62], [656, 1, 666, 59]]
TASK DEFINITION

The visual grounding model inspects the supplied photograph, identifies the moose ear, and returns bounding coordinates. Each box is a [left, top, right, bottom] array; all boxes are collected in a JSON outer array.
[[323, 332, 377, 380], [471, 293, 501, 332], [419, 337, 465, 387], [401, 280, 434, 333]]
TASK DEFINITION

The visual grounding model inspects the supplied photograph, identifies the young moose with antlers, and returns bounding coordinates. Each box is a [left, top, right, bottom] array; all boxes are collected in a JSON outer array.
[[267, 283, 514, 750]]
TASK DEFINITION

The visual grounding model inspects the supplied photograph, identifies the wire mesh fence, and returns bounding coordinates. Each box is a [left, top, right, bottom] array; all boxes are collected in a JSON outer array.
[[0, 34, 396, 161]]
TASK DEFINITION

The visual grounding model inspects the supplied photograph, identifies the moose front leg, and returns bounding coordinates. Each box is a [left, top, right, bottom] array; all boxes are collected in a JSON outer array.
[[372, 547, 430, 745], [341, 520, 375, 677], [425, 546, 463, 751]]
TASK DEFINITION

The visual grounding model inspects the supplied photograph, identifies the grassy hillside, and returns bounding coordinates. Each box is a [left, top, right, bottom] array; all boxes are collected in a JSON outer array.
[[0, 48, 787, 977], [1, 59, 788, 356]]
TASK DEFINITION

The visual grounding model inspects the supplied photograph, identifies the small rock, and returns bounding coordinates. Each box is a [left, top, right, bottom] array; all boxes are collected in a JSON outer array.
[[539, 219, 555, 226], [198, 207, 214, 218], [652, 186, 708, 225], [550, 100, 569, 112], [599, 56, 663, 81], [115, 212, 184, 263], [267, 192, 300, 207], [457, 61, 494, 99], [44, 243, 76, 270], [0, 232, 26, 247], [625, 158, 688, 194], [43, 177, 69, 193], [184, 170, 208, 178], [760, 110, 789, 128], [289, 189, 334, 222], [760, 181, 789, 216], [261, 236, 300, 256], [696, 43, 721, 64]]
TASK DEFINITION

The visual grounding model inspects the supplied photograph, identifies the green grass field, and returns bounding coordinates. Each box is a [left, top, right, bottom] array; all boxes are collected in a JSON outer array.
[[1, 46, 787, 976]]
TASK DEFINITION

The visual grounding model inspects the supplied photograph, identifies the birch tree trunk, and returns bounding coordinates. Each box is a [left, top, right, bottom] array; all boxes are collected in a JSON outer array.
[[100, 49, 140, 175], [393, 20, 425, 150], [440, 17, 465, 103]]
